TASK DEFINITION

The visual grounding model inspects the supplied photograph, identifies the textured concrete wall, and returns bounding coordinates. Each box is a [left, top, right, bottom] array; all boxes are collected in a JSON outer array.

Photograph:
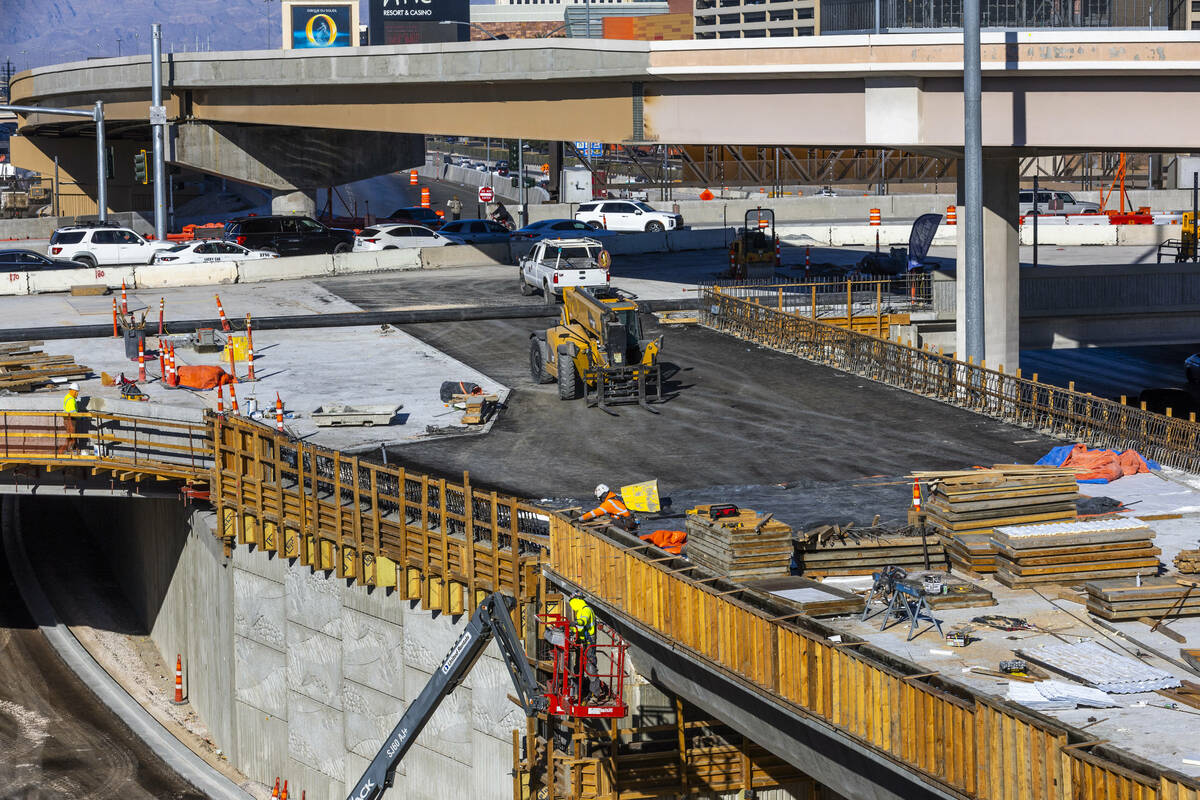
[[83, 498, 524, 800]]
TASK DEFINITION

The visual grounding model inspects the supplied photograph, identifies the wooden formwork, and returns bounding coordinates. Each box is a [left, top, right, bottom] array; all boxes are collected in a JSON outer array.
[[549, 514, 1200, 800], [210, 413, 547, 612]]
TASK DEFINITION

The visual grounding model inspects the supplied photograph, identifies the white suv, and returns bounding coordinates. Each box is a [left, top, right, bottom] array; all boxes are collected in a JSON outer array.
[[48, 225, 173, 267], [575, 201, 683, 233]]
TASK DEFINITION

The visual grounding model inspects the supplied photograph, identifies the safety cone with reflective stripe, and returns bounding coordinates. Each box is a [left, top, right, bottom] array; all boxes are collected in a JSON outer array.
[[120, 281, 129, 316], [420, 187, 431, 209], [912, 479, 922, 510], [166, 343, 177, 387], [227, 336, 238, 383], [271, 778, 280, 799], [158, 296, 165, 335], [409, 168, 418, 185], [171, 654, 186, 704], [112, 297, 119, 338], [229, 382, 240, 415], [137, 337, 146, 382], [245, 314, 256, 381], [215, 294, 231, 332], [946, 205, 957, 225], [869, 208, 881, 226], [275, 393, 285, 433], [216, 383, 225, 413], [282, 780, 288, 800]]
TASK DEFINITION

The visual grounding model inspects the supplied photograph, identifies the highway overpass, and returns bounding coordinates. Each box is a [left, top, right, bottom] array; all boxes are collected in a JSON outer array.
[[11, 30, 1200, 368]]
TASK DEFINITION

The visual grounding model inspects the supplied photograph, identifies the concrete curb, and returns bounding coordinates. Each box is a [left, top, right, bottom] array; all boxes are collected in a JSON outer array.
[[0, 496, 253, 800]]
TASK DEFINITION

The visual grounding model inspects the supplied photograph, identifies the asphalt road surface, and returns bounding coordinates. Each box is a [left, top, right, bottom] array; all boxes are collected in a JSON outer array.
[[388, 319, 1057, 525], [0, 498, 204, 800]]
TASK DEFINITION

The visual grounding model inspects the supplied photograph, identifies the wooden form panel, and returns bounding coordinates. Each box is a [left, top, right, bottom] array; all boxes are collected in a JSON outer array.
[[210, 414, 545, 611], [549, 514, 1200, 800]]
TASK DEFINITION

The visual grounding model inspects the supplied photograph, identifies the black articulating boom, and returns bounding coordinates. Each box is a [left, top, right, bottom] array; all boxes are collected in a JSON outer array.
[[346, 592, 547, 800]]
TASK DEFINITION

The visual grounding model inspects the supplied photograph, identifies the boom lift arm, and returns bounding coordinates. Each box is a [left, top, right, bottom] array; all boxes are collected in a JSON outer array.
[[347, 592, 546, 800]]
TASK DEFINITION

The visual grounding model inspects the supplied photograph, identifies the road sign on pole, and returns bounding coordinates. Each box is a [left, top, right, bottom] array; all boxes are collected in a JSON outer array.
[[478, 186, 494, 203]]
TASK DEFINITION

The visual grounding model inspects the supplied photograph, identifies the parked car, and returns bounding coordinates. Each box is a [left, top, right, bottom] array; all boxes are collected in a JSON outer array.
[[0, 248, 84, 270], [384, 206, 444, 230], [222, 215, 354, 256], [1185, 353, 1200, 385], [438, 219, 512, 245], [518, 237, 609, 303], [574, 200, 683, 233], [512, 219, 618, 242], [151, 240, 279, 264], [494, 160, 510, 177], [353, 224, 448, 252], [1018, 190, 1101, 216], [47, 224, 174, 267]]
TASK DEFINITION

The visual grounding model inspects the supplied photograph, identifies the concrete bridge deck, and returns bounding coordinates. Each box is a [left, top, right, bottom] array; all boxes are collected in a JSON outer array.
[[1, 286, 1199, 800]]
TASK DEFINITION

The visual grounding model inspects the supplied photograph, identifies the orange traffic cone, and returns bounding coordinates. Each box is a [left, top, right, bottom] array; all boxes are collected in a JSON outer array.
[[245, 314, 256, 381], [120, 280, 129, 316], [911, 480, 922, 510], [282, 780, 289, 800], [215, 294, 232, 332], [137, 337, 146, 382], [275, 392, 285, 433], [158, 296, 165, 335], [227, 336, 238, 383], [229, 383, 240, 415], [171, 654, 186, 704], [112, 297, 119, 338], [271, 778, 280, 799], [216, 383, 225, 414]]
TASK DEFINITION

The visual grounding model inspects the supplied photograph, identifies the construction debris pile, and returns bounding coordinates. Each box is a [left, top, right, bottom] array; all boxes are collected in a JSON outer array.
[[917, 466, 1079, 574], [1084, 576, 1200, 621], [1175, 548, 1200, 574], [0, 342, 90, 393], [685, 504, 793, 581], [794, 523, 947, 577], [991, 517, 1160, 588]]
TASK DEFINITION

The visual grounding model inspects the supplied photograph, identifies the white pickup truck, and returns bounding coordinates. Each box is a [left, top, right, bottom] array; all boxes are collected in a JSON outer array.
[[519, 237, 610, 303]]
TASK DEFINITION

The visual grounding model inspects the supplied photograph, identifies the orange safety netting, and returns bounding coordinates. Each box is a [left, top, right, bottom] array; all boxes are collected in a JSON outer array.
[[639, 529, 687, 555], [176, 365, 235, 390], [1057, 443, 1152, 483]]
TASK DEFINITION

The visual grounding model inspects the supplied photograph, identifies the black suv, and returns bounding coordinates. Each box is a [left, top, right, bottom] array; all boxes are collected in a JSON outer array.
[[384, 207, 443, 230], [222, 215, 354, 256]]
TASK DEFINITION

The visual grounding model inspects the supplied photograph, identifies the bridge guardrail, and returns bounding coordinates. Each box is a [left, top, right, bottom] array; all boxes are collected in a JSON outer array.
[[701, 287, 1200, 473], [549, 514, 1200, 800]]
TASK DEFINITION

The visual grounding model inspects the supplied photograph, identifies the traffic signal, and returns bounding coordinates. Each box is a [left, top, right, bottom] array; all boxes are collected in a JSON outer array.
[[507, 140, 520, 167], [133, 149, 148, 185]]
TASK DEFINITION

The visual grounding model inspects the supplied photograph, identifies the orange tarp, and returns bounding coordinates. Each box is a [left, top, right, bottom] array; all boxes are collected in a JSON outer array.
[[175, 365, 235, 390], [1059, 443, 1152, 483], [639, 529, 686, 555]]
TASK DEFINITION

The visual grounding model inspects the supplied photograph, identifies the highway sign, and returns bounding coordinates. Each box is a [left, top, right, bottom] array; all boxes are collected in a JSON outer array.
[[574, 141, 603, 159], [478, 186, 494, 203]]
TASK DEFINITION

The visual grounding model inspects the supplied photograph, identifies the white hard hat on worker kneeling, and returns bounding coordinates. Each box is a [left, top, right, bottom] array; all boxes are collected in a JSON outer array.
[[594, 483, 609, 499]]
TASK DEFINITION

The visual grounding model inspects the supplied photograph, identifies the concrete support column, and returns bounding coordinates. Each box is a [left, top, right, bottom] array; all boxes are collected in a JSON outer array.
[[955, 155, 1020, 372], [271, 190, 316, 217]]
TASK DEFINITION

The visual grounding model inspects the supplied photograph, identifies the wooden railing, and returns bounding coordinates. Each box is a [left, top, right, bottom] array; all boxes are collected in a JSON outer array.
[[210, 414, 547, 610], [549, 515, 1200, 800], [702, 288, 1200, 473]]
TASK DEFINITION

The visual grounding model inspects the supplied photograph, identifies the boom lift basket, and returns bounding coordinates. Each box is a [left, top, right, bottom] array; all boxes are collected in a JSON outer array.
[[540, 613, 629, 719]]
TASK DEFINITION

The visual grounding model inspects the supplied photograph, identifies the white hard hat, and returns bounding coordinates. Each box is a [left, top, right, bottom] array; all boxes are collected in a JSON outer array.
[[68, 383, 79, 391], [594, 483, 609, 499]]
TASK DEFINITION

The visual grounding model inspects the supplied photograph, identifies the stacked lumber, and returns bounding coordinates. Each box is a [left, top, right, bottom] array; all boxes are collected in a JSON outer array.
[[794, 527, 947, 577], [1084, 577, 1200, 621], [1175, 549, 1200, 574], [991, 518, 1160, 588], [916, 466, 1079, 574], [0, 342, 90, 392], [685, 505, 793, 581]]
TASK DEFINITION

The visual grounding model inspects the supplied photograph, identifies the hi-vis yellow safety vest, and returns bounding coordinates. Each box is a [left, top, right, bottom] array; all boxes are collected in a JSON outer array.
[[568, 596, 596, 640]]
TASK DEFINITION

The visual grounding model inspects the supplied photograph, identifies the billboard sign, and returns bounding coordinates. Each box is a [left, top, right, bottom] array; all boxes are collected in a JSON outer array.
[[368, 0, 470, 45], [282, 2, 358, 49]]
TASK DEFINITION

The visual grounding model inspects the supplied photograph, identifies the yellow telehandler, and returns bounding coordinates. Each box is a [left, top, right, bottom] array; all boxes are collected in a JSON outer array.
[[529, 287, 662, 409]]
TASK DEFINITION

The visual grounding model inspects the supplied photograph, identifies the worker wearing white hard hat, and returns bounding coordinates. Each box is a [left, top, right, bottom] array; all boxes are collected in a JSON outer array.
[[62, 383, 82, 452], [580, 483, 635, 531]]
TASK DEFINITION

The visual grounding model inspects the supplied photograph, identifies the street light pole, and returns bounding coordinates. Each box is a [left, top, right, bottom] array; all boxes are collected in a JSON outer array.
[[2, 103, 107, 221], [962, 0, 984, 362], [150, 23, 167, 240]]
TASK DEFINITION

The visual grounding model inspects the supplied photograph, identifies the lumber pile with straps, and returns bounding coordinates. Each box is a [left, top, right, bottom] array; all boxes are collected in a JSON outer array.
[[685, 505, 794, 581], [914, 466, 1079, 574], [794, 523, 947, 577]]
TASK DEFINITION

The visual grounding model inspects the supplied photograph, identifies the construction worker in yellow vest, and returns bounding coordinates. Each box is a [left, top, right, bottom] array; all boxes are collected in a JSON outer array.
[[61, 383, 81, 452], [568, 592, 609, 703]]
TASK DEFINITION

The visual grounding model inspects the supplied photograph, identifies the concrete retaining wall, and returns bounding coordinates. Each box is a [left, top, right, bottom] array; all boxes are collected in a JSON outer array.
[[75, 500, 525, 800], [0, 211, 153, 242]]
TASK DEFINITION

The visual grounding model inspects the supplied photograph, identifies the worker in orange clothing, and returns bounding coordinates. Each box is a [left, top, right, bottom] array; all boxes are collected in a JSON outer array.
[[580, 484, 636, 531]]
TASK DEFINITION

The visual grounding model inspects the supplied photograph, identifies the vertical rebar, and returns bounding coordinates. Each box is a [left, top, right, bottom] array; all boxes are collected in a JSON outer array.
[[963, 0, 984, 361]]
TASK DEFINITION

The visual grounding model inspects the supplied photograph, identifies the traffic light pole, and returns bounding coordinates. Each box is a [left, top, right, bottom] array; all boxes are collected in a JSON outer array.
[[0, 102, 107, 222], [150, 23, 167, 241]]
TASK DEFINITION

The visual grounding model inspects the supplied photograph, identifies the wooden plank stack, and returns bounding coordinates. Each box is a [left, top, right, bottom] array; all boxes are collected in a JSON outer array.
[[794, 527, 947, 577], [915, 466, 1079, 574], [991, 518, 1160, 588], [685, 505, 793, 581], [1084, 577, 1200, 621], [0, 342, 90, 392], [1175, 549, 1200, 574]]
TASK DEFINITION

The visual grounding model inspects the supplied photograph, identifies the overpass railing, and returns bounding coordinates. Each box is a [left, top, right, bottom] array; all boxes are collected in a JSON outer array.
[[0, 408, 212, 481], [701, 287, 1200, 473], [210, 414, 546, 613], [549, 515, 1200, 800]]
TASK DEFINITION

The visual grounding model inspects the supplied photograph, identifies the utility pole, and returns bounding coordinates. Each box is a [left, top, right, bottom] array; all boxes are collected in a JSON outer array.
[[962, 0, 984, 362], [150, 23, 167, 240]]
